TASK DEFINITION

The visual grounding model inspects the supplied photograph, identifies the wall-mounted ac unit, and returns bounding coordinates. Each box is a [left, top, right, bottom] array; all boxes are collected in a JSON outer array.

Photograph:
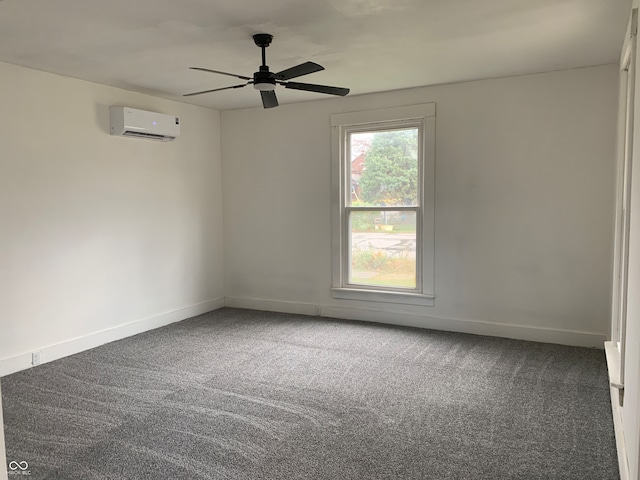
[[109, 106, 180, 141]]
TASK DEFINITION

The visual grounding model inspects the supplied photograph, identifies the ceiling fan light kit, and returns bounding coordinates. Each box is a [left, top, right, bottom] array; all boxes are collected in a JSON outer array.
[[253, 82, 276, 91], [185, 33, 350, 108]]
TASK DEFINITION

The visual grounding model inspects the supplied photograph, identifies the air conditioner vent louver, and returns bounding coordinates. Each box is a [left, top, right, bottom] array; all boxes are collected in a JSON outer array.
[[110, 106, 180, 141], [123, 131, 176, 141]]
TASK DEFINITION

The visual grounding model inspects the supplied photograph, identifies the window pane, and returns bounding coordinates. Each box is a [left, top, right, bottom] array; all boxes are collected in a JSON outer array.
[[350, 128, 419, 207], [349, 210, 417, 289]]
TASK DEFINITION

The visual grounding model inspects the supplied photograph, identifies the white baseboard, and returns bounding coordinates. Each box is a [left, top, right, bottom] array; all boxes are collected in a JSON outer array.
[[0, 297, 225, 377], [224, 296, 319, 316], [605, 344, 630, 480], [224, 296, 608, 348], [609, 384, 630, 480], [0, 384, 6, 480]]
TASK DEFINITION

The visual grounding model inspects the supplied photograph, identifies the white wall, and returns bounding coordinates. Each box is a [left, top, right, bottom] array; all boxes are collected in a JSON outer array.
[[0, 61, 224, 374], [222, 64, 618, 347]]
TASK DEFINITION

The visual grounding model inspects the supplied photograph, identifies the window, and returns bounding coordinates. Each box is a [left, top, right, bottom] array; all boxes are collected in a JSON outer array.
[[331, 104, 435, 306]]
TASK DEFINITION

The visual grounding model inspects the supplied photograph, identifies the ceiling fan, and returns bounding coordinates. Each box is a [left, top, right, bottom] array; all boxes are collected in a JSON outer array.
[[184, 33, 350, 108]]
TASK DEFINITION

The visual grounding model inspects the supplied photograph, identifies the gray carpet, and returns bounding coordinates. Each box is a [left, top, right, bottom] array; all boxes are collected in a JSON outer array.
[[2, 308, 619, 479]]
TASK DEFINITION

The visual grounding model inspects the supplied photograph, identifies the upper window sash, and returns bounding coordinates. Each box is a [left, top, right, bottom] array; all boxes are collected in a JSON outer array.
[[344, 122, 423, 209]]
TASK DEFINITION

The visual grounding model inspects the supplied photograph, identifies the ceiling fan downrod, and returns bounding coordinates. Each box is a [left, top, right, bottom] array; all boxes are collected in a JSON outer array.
[[253, 33, 273, 67], [252, 33, 276, 91]]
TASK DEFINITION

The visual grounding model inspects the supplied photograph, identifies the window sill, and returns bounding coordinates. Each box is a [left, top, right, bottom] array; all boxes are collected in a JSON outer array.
[[604, 341, 623, 390], [331, 287, 434, 307]]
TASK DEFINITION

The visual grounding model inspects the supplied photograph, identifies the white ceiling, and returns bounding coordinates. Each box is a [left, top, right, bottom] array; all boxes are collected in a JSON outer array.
[[0, 0, 632, 110]]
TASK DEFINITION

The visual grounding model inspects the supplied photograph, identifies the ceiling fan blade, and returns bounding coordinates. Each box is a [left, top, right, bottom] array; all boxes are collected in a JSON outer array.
[[284, 82, 350, 96], [274, 61, 324, 80], [261, 90, 279, 108], [183, 83, 249, 97], [189, 67, 252, 81]]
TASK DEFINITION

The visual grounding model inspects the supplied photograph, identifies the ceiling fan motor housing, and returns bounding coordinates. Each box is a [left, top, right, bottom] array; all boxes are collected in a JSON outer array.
[[253, 66, 276, 91]]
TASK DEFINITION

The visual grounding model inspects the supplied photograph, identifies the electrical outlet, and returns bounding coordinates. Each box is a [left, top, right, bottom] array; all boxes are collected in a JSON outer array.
[[32, 351, 41, 366], [314, 305, 321, 316]]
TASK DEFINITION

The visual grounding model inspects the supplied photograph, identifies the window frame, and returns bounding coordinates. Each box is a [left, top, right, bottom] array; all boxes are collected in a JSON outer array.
[[606, 8, 637, 405], [330, 104, 436, 306]]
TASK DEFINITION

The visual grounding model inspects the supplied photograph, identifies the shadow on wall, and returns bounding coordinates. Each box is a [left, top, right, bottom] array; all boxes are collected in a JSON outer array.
[[95, 104, 110, 135]]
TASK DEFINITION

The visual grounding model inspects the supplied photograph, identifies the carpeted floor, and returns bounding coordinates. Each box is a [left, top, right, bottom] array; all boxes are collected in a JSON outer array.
[[2, 308, 619, 479]]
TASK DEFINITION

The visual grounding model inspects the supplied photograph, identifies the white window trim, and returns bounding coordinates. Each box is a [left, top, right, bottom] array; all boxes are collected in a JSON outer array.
[[330, 103, 436, 306], [606, 8, 637, 406]]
